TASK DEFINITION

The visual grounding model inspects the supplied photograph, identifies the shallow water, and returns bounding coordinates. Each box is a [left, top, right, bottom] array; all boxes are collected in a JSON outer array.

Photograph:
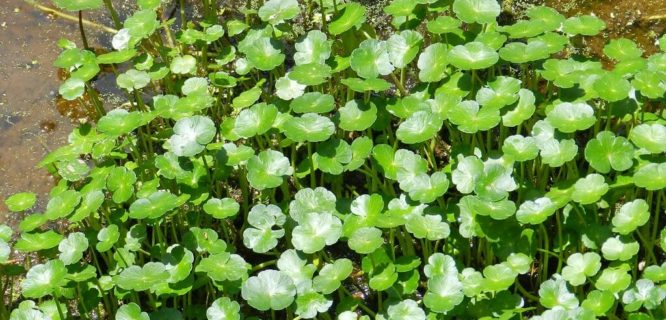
[[538, 0, 664, 58], [0, 0, 118, 225]]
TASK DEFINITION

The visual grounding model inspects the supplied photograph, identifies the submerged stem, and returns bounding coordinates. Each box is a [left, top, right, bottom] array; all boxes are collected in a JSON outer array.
[[78, 11, 90, 50]]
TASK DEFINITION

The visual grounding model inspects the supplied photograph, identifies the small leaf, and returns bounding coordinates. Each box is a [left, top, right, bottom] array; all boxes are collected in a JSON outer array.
[[629, 123, 666, 154], [351, 39, 394, 79], [337, 99, 378, 132], [348, 227, 384, 254], [116, 303, 150, 320], [206, 297, 241, 320], [328, 3, 366, 35], [448, 42, 499, 70], [203, 198, 240, 219], [168, 116, 216, 157], [283, 113, 335, 142], [5, 192, 37, 212], [453, 0, 501, 24], [584, 131, 635, 173], [258, 0, 300, 25], [58, 232, 89, 265], [417, 43, 449, 82]]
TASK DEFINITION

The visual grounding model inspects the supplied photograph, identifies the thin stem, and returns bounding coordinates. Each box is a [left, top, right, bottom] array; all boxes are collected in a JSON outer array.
[[307, 143, 316, 188], [78, 11, 90, 50], [26, 2, 118, 33]]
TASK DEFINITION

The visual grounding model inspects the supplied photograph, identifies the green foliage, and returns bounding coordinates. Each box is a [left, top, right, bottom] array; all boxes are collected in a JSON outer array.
[[3, 1, 666, 319]]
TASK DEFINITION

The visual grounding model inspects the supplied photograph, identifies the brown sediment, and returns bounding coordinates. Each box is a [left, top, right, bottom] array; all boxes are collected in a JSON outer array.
[[0, 0, 117, 226], [509, 0, 666, 60]]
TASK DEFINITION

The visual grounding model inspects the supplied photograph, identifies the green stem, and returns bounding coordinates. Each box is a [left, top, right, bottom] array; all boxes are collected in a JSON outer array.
[[307, 143, 316, 188], [54, 292, 67, 320], [102, 0, 122, 29]]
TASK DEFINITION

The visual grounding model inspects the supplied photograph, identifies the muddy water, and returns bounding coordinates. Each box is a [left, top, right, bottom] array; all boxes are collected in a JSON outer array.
[[513, 0, 666, 57], [0, 0, 117, 225]]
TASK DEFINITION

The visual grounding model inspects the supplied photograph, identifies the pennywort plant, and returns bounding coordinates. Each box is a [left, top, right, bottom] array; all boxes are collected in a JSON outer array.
[[2, 0, 666, 319]]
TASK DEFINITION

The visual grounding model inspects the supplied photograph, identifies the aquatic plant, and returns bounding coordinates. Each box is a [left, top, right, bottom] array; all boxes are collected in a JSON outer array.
[[2, 0, 666, 318]]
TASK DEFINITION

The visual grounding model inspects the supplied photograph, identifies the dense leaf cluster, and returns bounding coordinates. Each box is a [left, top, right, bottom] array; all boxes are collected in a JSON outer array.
[[2, 0, 666, 319]]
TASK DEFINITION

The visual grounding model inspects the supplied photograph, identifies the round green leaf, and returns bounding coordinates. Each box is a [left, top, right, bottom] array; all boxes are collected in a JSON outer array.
[[584, 131, 634, 173], [196, 252, 249, 282], [387, 30, 423, 69], [601, 236, 639, 261], [629, 123, 666, 153], [593, 73, 631, 102], [58, 77, 86, 100], [289, 187, 337, 223], [427, 16, 462, 34], [562, 15, 606, 36], [424, 274, 464, 313], [313, 139, 353, 175], [292, 212, 342, 254], [633, 163, 666, 191], [452, 0, 501, 25], [328, 3, 366, 35], [337, 99, 377, 132], [295, 291, 332, 319], [595, 266, 631, 293], [562, 252, 602, 286], [289, 63, 332, 86], [526, 6, 565, 32], [97, 109, 151, 136], [313, 258, 353, 294], [283, 113, 335, 142], [476, 76, 521, 109], [117, 69, 150, 91], [238, 31, 285, 71], [205, 299, 240, 320], [516, 197, 557, 225], [348, 227, 384, 254], [169, 116, 216, 157], [448, 100, 500, 133], [116, 303, 150, 320], [612, 199, 649, 235], [58, 232, 89, 265], [5, 192, 37, 212], [233, 103, 278, 138], [115, 262, 170, 291], [341, 77, 392, 92], [294, 30, 332, 65], [291, 92, 335, 114], [571, 174, 608, 205], [502, 89, 536, 127], [21, 260, 68, 298], [604, 38, 643, 61], [448, 42, 498, 70], [350, 39, 394, 79], [241, 270, 296, 311], [502, 135, 539, 162], [499, 41, 550, 64], [96, 225, 120, 252], [258, 0, 299, 25], [247, 150, 294, 190], [124, 10, 160, 39], [395, 111, 442, 144], [546, 102, 596, 133], [417, 43, 449, 82], [170, 55, 197, 74]]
